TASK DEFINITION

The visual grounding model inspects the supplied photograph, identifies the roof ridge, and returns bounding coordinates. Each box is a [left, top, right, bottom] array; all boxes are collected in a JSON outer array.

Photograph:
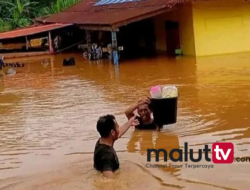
[[63, 3, 173, 13], [92, 2, 175, 7]]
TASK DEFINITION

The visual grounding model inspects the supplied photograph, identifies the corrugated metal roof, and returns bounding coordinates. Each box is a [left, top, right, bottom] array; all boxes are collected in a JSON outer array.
[[41, 5, 170, 25], [94, 0, 141, 6], [37, 0, 178, 26], [0, 23, 72, 40]]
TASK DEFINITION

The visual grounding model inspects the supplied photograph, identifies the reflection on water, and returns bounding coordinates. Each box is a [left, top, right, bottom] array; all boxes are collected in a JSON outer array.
[[0, 53, 250, 189], [127, 131, 181, 175]]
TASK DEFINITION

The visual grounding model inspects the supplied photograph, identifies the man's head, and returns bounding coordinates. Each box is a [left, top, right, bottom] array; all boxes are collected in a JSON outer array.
[[96, 114, 119, 141], [138, 103, 152, 123]]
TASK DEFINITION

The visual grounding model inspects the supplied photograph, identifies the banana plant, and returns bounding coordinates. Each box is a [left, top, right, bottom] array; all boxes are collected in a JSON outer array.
[[0, 0, 38, 30]]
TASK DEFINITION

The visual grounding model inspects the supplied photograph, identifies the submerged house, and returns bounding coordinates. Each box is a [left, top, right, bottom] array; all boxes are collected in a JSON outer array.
[[1, 0, 249, 58], [0, 23, 78, 58], [34, 0, 250, 57]]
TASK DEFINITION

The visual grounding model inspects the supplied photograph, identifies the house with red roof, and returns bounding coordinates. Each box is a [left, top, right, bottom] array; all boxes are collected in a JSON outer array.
[[1, 0, 250, 58], [35, 0, 250, 57]]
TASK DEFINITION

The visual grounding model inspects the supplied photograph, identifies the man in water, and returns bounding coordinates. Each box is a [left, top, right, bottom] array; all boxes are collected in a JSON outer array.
[[94, 114, 139, 178], [124, 97, 162, 131]]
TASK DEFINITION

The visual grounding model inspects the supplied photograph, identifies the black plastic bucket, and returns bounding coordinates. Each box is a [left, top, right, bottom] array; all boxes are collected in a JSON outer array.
[[149, 97, 178, 126]]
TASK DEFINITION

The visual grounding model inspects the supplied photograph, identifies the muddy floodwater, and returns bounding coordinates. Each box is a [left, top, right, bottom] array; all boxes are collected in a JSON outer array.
[[0, 53, 250, 190]]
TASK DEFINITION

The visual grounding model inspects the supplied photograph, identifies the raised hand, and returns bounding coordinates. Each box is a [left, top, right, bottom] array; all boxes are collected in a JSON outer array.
[[138, 97, 151, 106], [128, 115, 140, 126]]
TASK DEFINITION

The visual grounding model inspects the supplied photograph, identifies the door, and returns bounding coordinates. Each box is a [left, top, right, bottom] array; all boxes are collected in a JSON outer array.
[[165, 21, 181, 56]]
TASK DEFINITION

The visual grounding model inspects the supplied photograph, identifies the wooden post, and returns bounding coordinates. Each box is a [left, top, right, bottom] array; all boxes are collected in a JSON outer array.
[[25, 36, 29, 50], [111, 31, 118, 65], [86, 30, 91, 52], [48, 31, 54, 54]]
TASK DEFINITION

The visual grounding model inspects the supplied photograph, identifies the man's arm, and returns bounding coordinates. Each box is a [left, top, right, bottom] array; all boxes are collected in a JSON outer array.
[[101, 157, 115, 178], [156, 124, 163, 132], [118, 121, 131, 138], [124, 102, 138, 120], [118, 116, 139, 138], [124, 98, 151, 119], [103, 171, 114, 178]]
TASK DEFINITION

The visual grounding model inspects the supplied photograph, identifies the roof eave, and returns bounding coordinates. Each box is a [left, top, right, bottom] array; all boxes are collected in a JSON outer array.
[[111, 5, 176, 28]]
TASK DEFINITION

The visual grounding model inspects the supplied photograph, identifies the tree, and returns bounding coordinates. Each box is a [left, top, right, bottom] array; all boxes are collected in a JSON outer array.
[[0, 0, 39, 30], [0, 0, 80, 32]]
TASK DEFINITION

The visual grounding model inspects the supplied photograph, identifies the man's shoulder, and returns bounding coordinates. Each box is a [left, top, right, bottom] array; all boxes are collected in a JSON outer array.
[[94, 139, 101, 150], [94, 141, 114, 157]]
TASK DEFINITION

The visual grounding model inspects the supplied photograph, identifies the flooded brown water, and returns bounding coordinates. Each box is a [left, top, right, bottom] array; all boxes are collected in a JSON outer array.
[[0, 53, 250, 190]]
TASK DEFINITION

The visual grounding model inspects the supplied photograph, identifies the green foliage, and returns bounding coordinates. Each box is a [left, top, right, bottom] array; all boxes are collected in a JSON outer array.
[[0, 0, 39, 30], [0, 0, 80, 32], [40, 0, 80, 15], [0, 18, 12, 32]]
